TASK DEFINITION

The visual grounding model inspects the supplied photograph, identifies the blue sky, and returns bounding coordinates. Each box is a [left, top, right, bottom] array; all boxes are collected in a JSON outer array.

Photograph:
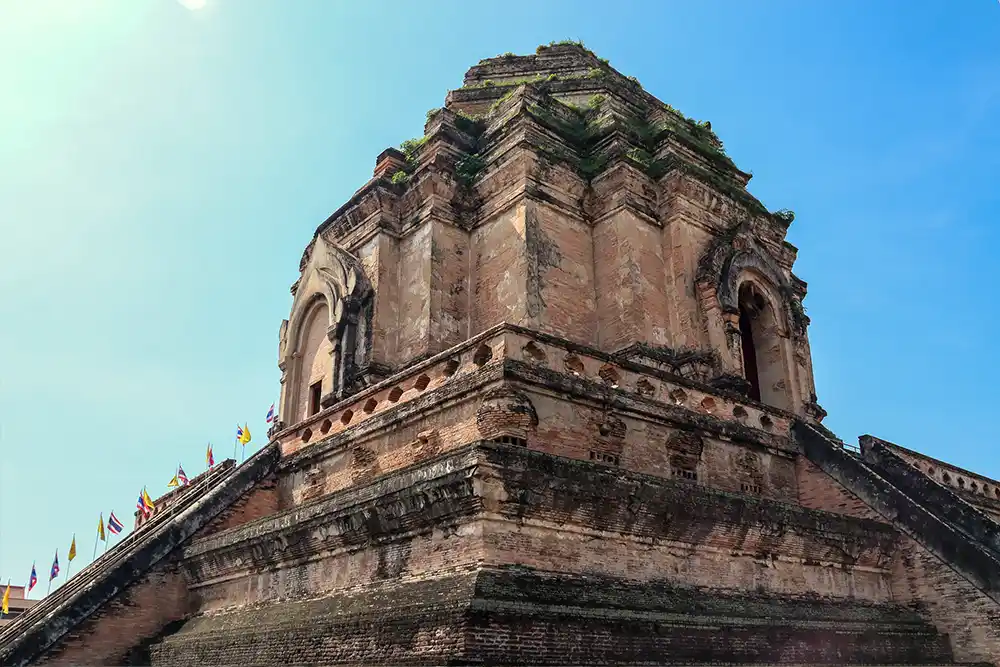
[[1, 0, 998, 590]]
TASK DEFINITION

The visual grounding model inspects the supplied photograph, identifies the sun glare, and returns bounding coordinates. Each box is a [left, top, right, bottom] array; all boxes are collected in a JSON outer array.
[[178, 0, 207, 10]]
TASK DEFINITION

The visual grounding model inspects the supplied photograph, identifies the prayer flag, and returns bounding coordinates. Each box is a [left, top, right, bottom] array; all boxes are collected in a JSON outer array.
[[108, 512, 124, 535], [240, 423, 251, 445], [167, 474, 179, 488], [1, 581, 10, 616], [177, 465, 189, 485], [50, 552, 60, 581], [265, 403, 276, 423], [98, 514, 106, 542], [206, 443, 214, 468], [68, 535, 77, 562], [142, 487, 155, 512], [28, 563, 37, 592]]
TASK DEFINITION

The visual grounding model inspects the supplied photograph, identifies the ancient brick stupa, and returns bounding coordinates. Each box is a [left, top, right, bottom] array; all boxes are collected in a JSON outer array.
[[3, 43, 999, 666]]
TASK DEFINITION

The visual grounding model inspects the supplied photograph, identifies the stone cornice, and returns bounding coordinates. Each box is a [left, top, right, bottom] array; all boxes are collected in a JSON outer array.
[[182, 447, 482, 567]]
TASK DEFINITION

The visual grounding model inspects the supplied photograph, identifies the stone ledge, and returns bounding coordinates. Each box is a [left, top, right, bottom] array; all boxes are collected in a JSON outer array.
[[183, 443, 899, 583], [182, 450, 482, 570], [274, 323, 798, 466]]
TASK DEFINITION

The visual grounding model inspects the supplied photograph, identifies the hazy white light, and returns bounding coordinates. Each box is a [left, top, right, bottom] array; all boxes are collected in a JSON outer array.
[[178, 0, 207, 9]]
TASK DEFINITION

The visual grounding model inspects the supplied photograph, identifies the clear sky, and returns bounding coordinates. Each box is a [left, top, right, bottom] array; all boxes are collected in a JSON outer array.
[[1, 0, 998, 591]]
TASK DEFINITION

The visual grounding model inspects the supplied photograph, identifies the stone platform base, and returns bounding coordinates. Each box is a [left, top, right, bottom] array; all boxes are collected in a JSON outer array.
[[142, 566, 955, 666]]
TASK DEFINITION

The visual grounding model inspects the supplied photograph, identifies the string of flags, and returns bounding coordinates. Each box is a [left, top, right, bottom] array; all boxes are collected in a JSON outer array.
[[14, 402, 279, 601]]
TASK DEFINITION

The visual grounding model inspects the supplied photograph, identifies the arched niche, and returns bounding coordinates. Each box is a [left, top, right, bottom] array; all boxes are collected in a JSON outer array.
[[278, 236, 374, 427], [696, 223, 805, 413], [736, 280, 791, 410], [292, 297, 333, 422]]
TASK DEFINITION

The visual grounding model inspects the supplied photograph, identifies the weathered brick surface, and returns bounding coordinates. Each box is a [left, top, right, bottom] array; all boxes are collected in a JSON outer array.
[[593, 208, 670, 351], [394, 223, 434, 362], [796, 454, 883, 521], [145, 572, 477, 666], [530, 202, 597, 342], [34, 568, 189, 666], [174, 443, 899, 616], [893, 536, 1000, 663], [142, 567, 953, 666], [477, 443, 896, 600], [199, 479, 280, 536]]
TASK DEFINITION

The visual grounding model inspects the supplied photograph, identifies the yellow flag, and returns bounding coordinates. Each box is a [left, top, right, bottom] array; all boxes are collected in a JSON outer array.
[[98, 514, 106, 542], [142, 487, 155, 511], [1, 581, 10, 616], [68, 535, 77, 562], [167, 474, 179, 488], [240, 423, 251, 445]]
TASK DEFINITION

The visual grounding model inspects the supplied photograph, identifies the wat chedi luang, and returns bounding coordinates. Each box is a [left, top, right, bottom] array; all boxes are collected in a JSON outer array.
[[2, 42, 998, 666]]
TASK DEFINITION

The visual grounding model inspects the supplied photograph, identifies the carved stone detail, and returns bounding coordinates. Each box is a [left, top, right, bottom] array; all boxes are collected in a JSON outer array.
[[597, 413, 627, 440]]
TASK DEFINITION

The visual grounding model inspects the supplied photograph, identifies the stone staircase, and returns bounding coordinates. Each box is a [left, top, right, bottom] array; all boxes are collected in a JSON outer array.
[[793, 420, 1000, 605], [859, 435, 1000, 560], [0, 444, 280, 667]]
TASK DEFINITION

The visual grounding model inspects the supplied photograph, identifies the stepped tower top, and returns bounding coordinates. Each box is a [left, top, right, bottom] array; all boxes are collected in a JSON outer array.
[[274, 42, 823, 437]]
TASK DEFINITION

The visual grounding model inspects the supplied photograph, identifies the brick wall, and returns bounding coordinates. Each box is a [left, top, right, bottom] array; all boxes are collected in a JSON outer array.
[[199, 480, 280, 536], [530, 201, 597, 345], [147, 572, 479, 665], [529, 389, 799, 502], [476, 445, 895, 601], [593, 207, 670, 351], [796, 455, 883, 520], [143, 565, 953, 666], [892, 536, 1000, 663], [394, 222, 433, 362], [34, 567, 189, 666]]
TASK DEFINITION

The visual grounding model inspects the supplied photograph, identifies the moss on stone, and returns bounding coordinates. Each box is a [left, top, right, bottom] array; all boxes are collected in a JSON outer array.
[[455, 153, 486, 185]]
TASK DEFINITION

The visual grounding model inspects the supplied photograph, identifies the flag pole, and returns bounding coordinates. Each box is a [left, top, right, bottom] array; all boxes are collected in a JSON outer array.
[[92, 531, 99, 561], [232, 435, 237, 461]]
